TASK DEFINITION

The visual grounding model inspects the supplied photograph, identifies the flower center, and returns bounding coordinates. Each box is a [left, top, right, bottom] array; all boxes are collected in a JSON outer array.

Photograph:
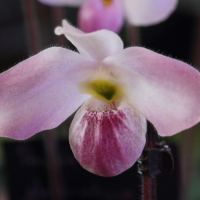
[[78, 69, 127, 102], [102, 0, 112, 6], [90, 79, 116, 101]]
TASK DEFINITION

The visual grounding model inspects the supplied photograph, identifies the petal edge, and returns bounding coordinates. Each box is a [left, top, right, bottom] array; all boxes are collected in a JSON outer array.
[[55, 20, 123, 61]]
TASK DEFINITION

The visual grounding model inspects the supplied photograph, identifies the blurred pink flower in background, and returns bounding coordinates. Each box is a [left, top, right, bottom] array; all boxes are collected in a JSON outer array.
[[38, 0, 178, 32], [78, 0, 124, 33], [0, 20, 200, 176]]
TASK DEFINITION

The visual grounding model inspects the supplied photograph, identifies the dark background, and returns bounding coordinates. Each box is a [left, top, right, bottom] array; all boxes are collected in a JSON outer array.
[[0, 0, 199, 199]]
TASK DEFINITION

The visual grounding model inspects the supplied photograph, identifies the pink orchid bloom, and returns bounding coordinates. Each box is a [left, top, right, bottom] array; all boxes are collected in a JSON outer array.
[[38, 0, 178, 32], [1, 20, 200, 177]]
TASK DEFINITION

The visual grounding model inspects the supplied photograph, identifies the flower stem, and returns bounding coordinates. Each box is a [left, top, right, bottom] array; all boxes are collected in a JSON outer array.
[[21, 0, 40, 54], [142, 122, 157, 200], [126, 23, 156, 200], [43, 131, 65, 200], [142, 176, 157, 200], [125, 22, 140, 46]]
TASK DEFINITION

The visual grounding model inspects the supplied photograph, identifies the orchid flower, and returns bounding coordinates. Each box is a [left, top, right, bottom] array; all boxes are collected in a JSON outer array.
[[38, 0, 178, 32], [1, 20, 200, 177]]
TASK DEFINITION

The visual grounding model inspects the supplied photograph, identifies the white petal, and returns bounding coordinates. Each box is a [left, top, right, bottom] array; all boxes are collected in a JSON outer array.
[[102, 47, 200, 136], [0, 47, 97, 140], [123, 0, 178, 26], [55, 20, 123, 61]]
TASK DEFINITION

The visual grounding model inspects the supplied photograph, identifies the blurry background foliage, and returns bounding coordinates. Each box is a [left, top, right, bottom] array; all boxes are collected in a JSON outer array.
[[0, 0, 200, 200]]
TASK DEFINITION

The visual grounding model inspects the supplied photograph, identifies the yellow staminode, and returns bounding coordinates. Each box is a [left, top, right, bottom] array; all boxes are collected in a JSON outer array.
[[78, 69, 127, 102], [103, 0, 112, 6]]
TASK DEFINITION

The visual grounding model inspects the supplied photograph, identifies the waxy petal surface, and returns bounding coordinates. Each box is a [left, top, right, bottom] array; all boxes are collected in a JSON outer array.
[[55, 20, 123, 61], [38, 0, 86, 6], [69, 97, 146, 176], [123, 0, 178, 26], [102, 47, 200, 136], [0, 47, 97, 140]]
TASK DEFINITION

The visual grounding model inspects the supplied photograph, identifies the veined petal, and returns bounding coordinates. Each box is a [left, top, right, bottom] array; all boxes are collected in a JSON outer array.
[[102, 47, 200, 136], [69, 97, 146, 176], [55, 20, 123, 61], [123, 0, 178, 26], [0, 47, 97, 140], [37, 0, 87, 6]]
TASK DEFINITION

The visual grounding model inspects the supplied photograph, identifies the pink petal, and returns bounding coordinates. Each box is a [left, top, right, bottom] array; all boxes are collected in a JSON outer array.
[[55, 20, 123, 61], [37, 0, 86, 6], [0, 47, 97, 140], [78, 0, 124, 33], [69, 97, 146, 176], [123, 0, 178, 26], [102, 47, 200, 136]]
